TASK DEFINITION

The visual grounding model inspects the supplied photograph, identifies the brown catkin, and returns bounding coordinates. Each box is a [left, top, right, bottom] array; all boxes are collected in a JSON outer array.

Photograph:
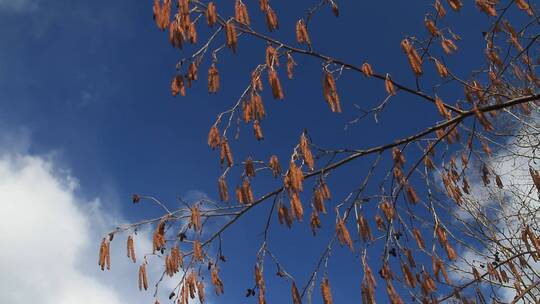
[[336, 219, 353, 250], [435, 0, 447, 17], [433, 58, 449, 78], [290, 192, 304, 221], [447, 0, 463, 11], [269, 155, 281, 177], [98, 238, 111, 270], [171, 75, 186, 97], [138, 263, 148, 290], [321, 278, 333, 304], [299, 133, 315, 170], [235, 0, 250, 25], [401, 39, 423, 75], [265, 6, 279, 31], [385, 74, 396, 95], [190, 206, 202, 231], [211, 268, 225, 295], [193, 240, 204, 262], [254, 120, 264, 140], [206, 2, 217, 27], [225, 21, 238, 53], [322, 72, 341, 112], [287, 54, 296, 80], [296, 19, 310, 44], [268, 67, 284, 100], [208, 126, 220, 149], [127, 235, 136, 263], [208, 64, 220, 93], [218, 176, 229, 202], [361, 63, 374, 77], [245, 158, 256, 177]]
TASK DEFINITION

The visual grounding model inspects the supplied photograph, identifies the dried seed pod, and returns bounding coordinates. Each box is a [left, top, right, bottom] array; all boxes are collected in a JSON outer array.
[[435, 95, 451, 120], [412, 228, 425, 250], [208, 64, 220, 93], [322, 72, 341, 112], [265, 45, 279, 67], [268, 68, 284, 100], [476, 0, 497, 16], [287, 53, 296, 79], [358, 212, 373, 242], [361, 62, 374, 77], [235, 0, 250, 25], [433, 58, 449, 78], [153, 0, 171, 30], [245, 158, 256, 177], [169, 18, 184, 49], [253, 120, 264, 140], [441, 38, 458, 54], [285, 161, 304, 193], [265, 6, 279, 31], [269, 155, 281, 177], [447, 0, 463, 11], [193, 240, 204, 262], [380, 199, 394, 220], [515, 0, 532, 15], [138, 263, 148, 291], [197, 280, 206, 303], [127, 235, 136, 263], [98, 238, 111, 270], [187, 62, 198, 86], [206, 2, 217, 26], [401, 39, 423, 75], [295, 19, 310, 44], [208, 126, 221, 149], [299, 133, 315, 170], [310, 210, 322, 235], [290, 192, 304, 221], [211, 267, 225, 295], [251, 70, 264, 91], [190, 206, 202, 231], [218, 176, 229, 202], [278, 202, 293, 228], [385, 74, 396, 95], [225, 21, 238, 53], [425, 18, 440, 36], [435, 0, 447, 17], [171, 75, 186, 96], [321, 278, 333, 304], [259, 0, 268, 11], [336, 219, 353, 250], [219, 140, 234, 167]]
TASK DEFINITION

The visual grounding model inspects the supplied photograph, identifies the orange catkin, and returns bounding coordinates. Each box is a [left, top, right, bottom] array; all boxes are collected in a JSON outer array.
[[225, 21, 238, 53], [321, 278, 333, 304], [171, 75, 186, 96], [295, 19, 310, 44], [361, 63, 374, 77], [127, 235, 136, 263], [235, 0, 250, 25], [218, 176, 229, 201], [208, 64, 220, 93], [268, 67, 284, 100], [206, 2, 217, 27], [322, 72, 341, 112], [385, 74, 396, 95]]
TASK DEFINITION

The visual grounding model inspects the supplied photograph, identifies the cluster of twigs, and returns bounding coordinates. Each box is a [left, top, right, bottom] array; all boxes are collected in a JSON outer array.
[[99, 0, 540, 303]]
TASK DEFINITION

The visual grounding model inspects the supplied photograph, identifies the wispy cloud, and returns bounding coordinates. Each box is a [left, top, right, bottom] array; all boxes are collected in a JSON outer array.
[[0, 0, 38, 13]]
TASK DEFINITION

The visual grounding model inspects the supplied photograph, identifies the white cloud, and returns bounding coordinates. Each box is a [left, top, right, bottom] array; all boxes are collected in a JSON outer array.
[[0, 0, 38, 13], [0, 149, 176, 303], [446, 117, 540, 302]]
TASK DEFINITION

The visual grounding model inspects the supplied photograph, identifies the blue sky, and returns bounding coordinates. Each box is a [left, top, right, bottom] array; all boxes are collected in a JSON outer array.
[[0, 0, 511, 303]]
